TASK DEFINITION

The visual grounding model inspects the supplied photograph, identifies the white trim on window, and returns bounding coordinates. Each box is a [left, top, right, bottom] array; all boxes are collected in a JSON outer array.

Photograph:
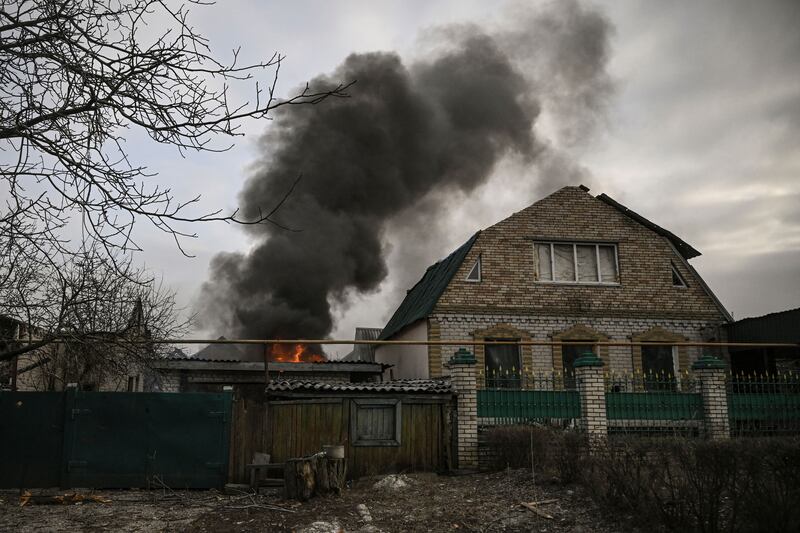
[[533, 242, 620, 285], [465, 255, 481, 282], [671, 264, 687, 288]]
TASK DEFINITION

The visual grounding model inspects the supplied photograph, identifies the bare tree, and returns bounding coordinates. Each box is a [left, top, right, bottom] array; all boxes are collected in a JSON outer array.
[[0, 0, 350, 259], [0, 242, 190, 390]]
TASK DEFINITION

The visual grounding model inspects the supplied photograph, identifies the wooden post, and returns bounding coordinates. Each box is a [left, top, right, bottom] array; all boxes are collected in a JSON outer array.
[[263, 343, 270, 385]]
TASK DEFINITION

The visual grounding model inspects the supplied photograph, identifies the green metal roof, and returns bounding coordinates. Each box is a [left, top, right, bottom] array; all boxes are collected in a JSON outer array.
[[379, 232, 480, 340]]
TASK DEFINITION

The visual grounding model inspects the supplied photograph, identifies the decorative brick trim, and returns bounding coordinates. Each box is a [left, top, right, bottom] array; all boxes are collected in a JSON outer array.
[[471, 323, 532, 389], [428, 319, 442, 377], [631, 326, 687, 378]]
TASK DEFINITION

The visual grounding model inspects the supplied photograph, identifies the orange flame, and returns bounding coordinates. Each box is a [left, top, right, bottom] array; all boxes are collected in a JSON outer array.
[[269, 343, 326, 363]]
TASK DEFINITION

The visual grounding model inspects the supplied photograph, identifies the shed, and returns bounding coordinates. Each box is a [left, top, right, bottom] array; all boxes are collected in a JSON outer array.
[[252, 379, 454, 479]]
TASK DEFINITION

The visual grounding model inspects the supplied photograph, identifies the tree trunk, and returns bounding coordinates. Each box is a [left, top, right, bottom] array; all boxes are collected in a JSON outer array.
[[284, 453, 347, 501]]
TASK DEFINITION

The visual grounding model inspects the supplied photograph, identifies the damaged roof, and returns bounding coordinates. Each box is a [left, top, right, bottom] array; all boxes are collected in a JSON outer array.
[[267, 378, 452, 394], [379, 232, 480, 340], [596, 193, 701, 259]]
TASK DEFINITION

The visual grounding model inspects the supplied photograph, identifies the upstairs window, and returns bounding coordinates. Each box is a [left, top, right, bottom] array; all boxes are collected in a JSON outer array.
[[534, 242, 619, 284], [465, 256, 481, 282], [671, 264, 687, 287]]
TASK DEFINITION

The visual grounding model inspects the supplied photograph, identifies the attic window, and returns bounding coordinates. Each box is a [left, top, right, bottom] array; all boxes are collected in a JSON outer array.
[[534, 242, 619, 284], [465, 256, 481, 282], [671, 264, 687, 287]]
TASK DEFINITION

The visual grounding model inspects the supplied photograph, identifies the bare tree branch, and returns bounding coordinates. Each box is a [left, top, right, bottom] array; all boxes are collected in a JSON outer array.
[[0, 0, 351, 260]]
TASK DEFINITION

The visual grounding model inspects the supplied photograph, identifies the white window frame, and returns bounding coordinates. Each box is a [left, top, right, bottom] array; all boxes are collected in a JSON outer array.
[[534, 242, 620, 285], [465, 255, 481, 283], [671, 264, 688, 288]]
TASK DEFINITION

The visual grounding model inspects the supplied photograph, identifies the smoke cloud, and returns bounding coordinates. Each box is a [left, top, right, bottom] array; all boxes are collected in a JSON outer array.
[[198, 0, 613, 346]]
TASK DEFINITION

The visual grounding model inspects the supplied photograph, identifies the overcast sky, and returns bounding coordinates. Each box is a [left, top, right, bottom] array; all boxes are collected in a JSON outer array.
[[119, 0, 799, 355]]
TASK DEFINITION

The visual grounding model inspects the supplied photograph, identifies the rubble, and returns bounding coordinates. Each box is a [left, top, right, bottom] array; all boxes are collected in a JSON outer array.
[[372, 474, 411, 490]]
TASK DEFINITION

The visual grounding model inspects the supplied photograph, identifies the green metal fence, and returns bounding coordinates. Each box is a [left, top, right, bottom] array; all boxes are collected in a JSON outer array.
[[728, 373, 800, 437], [477, 372, 580, 425], [605, 373, 703, 436], [0, 388, 232, 489]]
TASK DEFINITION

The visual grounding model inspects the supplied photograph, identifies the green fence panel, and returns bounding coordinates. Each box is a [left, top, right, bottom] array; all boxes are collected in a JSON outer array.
[[0, 392, 66, 489], [728, 393, 800, 421], [477, 389, 580, 423], [606, 392, 703, 421], [67, 391, 232, 489], [0, 390, 232, 489]]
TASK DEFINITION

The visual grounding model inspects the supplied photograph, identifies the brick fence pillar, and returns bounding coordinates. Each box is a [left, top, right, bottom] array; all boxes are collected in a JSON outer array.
[[692, 354, 730, 440], [575, 352, 608, 442], [448, 348, 478, 469]]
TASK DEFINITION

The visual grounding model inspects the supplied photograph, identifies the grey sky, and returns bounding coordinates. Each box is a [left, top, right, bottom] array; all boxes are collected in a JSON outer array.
[[114, 0, 798, 354]]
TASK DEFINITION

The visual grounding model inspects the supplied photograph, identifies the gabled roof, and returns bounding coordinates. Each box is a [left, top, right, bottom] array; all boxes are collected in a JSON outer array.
[[596, 193, 701, 259], [378, 232, 480, 340]]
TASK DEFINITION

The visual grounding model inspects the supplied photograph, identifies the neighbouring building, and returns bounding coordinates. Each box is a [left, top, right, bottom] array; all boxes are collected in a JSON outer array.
[[375, 185, 732, 387], [725, 307, 800, 376], [148, 358, 389, 392], [1, 300, 151, 392], [341, 327, 383, 362]]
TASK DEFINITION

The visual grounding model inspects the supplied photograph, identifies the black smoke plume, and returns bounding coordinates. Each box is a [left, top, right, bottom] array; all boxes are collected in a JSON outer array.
[[198, 1, 612, 345]]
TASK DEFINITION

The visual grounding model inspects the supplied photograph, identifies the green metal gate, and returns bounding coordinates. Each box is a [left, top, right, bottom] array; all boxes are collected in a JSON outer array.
[[0, 389, 232, 489]]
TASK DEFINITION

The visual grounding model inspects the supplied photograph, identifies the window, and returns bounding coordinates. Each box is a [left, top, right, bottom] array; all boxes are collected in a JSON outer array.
[[485, 339, 521, 388], [561, 343, 595, 389], [465, 256, 481, 282], [534, 242, 619, 284], [351, 399, 401, 446], [671, 264, 687, 287], [641, 345, 678, 391]]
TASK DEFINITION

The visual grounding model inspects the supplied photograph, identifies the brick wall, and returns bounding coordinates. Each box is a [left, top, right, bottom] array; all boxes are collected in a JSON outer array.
[[425, 186, 728, 378], [430, 312, 723, 377], [436, 186, 726, 319]]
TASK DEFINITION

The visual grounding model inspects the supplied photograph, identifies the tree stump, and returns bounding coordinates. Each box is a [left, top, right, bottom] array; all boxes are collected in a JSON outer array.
[[284, 453, 347, 501]]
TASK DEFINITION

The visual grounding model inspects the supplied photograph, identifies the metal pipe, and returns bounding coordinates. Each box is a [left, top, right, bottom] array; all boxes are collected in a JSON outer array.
[[8, 338, 799, 348]]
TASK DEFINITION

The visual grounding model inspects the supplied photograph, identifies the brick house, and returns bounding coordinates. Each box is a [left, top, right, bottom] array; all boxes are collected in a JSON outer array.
[[375, 185, 732, 387]]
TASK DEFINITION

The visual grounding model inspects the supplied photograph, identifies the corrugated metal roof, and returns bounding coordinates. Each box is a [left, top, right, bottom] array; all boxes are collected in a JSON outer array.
[[267, 378, 452, 394], [342, 327, 382, 361], [726, 307, 800, 344], [379, 232, 480, 340]]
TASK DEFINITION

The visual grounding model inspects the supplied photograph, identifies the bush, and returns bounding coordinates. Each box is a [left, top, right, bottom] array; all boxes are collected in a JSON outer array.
[[585, 437, 800, 533], [481, 425, 586, 483], [481, 427, 800, 533]]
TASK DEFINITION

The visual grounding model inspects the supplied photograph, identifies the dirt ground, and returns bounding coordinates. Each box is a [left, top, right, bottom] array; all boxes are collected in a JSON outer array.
[[0, 470, 640, 532]]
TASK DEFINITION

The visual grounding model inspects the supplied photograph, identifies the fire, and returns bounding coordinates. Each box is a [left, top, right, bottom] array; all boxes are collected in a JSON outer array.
[[269, 343, 326, 363]]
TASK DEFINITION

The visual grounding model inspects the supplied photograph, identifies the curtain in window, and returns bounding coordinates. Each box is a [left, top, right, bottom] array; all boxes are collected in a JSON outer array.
[[598, 245, 617, 282], [553, 244, 575, 281], [576, 245, 599, 282], [535, 244, 552, 281]]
